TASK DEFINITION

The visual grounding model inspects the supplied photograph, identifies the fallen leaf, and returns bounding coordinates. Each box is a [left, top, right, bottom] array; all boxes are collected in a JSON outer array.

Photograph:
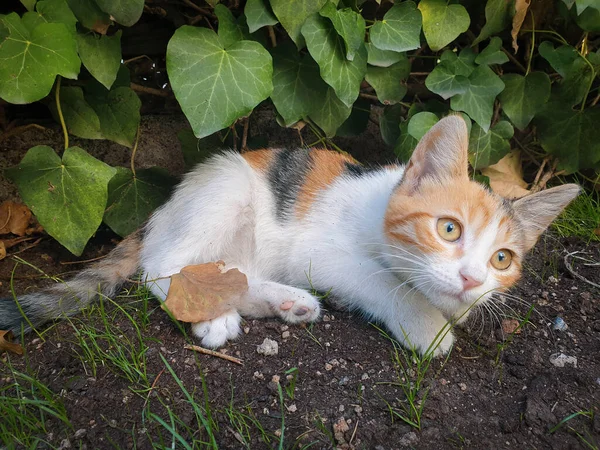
[[481, 151, 531, 199], [0, 201, 32, 236], [0, 241, 5, 261], [0, 330, 24, 355], [511, 0, 531, 52], [163, 261, 248, 323], [501, 318, 522, 334]]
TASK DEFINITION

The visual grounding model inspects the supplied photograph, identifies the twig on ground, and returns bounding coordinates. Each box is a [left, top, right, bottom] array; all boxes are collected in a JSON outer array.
[[359, 93, 379, 102], [60, 254, 109, 265], [143, 368, 165, 409], [6, 238, 43, 257], [184, 344, 244, 365], [240, 117, 249, 152], [268, 26, 277, 47], [564, 251, 600, 289], [130, 83, 169, 97]]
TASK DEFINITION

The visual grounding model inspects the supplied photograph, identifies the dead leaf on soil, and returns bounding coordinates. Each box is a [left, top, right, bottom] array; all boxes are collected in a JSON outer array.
[[0, 201, 32, 236], [501, 318, 522, 335], [481, 151, 531, 199], [0, 330, 24, 355], [163, 261, 248, 323], [512, 0, 531, 52]]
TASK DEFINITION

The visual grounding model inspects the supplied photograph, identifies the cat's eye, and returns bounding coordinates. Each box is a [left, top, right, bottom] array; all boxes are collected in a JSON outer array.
[[491, 249, 512, 270], [436, 218, 462, 242]]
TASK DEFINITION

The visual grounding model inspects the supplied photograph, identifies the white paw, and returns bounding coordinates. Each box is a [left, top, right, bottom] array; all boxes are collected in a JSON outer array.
[[274, 288, 321, 324], [429, 330, 455, 358], [191, 310, 241, 349]]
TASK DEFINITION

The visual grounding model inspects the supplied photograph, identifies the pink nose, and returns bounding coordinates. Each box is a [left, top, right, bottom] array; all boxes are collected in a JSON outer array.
[[460, 271, 484, 290]]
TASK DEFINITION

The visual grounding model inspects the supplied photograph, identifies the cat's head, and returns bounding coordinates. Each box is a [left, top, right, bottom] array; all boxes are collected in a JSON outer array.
[[383, 115, 580, 321]]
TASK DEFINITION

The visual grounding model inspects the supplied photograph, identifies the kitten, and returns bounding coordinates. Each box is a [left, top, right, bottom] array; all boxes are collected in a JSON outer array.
[[0, 116, 579, 356]]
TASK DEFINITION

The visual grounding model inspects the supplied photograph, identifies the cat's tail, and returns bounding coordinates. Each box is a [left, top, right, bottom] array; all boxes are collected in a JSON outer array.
[[0, 231, 142, 334]]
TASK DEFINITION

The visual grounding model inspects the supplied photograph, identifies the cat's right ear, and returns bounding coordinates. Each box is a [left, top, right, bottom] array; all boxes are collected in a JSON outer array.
[[398, 115, 469, 194]]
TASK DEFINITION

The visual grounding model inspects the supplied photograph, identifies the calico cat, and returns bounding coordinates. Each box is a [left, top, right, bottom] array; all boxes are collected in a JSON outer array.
[[0, 116, 579, 356]]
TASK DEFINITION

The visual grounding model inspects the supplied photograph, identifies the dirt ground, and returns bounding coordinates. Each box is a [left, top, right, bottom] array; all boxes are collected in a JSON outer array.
[[1, 113, 599, 449]]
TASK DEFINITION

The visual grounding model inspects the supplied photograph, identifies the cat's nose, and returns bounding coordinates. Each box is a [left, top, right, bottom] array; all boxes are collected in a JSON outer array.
[[460, 271, 484, 290]]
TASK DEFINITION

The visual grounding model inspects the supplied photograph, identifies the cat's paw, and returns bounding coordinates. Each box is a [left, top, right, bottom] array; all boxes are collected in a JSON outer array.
[[191, 310, 241, 348], [273, 288, 321, 324], [428, 330, 454, 358]]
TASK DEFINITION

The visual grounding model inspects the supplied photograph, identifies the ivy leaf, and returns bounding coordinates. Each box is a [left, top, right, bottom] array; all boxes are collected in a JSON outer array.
[[370, 1, 422, 53], [473, 0, 512, 45], [49, 86, 103, 139], [66, 0, 111, 34], [215, 4, 246, 47], [365, 60, 409, 105], [336, 98, 370, 137], [475, 37, 509, 65], [86, 87, 141, 147], [451, 65, 505, 132], [6, 146, 116, 256], [538, 42, 579, 77], [394, 122, 418, 162], [0, 15, 80, 104], [308, 86, 352, 137], [35, 0, 78, 33], [575, 4, 600, 31], [302, 14, 367, 108], [104, 167, 176, 237], [419, 0, 470, 51], [178, 130, 225, 169], [95, 0, 143, 27], [76, 30, 122, 90], [407, 112, 439, 140], [21, 0, 37, 11], [244, 0, 278, 33], [425, 49, 475, 100], [499, 72, 550, 130], [468, 120, 513, 169], [167, 26, 273, 139], [271, 43, 323, 126], [366, 42, 405, 67], [319, 2, 366, 61], [380, 104, 403, 146], [270, 0, 327, 48], [536, 104, 600, 173]]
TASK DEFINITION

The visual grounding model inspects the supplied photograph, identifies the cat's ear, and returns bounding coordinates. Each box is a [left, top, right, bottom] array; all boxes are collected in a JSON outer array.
[[399, 115, 469, 193], [512, 184, 581, 250]]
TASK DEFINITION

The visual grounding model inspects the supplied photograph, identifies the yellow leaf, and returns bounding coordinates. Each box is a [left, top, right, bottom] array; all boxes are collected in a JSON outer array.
[[511, 0, 531, 52], [163, 261, 248, 323], [0, 201, 32, 237], [0, 330, 24, 355], [481, 151, 530, 199]]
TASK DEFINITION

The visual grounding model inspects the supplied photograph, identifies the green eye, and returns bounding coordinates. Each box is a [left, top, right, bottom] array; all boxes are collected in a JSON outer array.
[[491, 249, 512, 270], [436, 218, 462, 242]]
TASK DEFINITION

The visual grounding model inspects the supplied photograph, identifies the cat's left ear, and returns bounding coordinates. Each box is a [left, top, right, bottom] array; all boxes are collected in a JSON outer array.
[[512, 184, 581, 250], [398, 115, 469, 193]]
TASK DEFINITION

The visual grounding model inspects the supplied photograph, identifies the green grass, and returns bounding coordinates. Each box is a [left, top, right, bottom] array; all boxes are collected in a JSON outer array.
[[550, 409, 598, 450], [552, 188, 600, 242]]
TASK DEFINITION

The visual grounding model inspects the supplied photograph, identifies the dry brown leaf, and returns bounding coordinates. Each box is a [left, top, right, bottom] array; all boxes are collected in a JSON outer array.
[[481, 151, 531, 199], [0, 330, 24, 355], [0, 241, 5, 261], [501, 319, 522, 335], [512, 0, 531, 52], [163, 261, 248, 323], [0, 201, 32, 236]]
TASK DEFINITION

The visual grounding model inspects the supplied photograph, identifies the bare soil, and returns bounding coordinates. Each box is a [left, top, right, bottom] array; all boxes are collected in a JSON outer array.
[[1, 115, 599, 450]]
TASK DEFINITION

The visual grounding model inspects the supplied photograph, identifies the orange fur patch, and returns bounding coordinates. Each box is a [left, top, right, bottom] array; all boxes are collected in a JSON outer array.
[[242, 149, 274, 172], [295, 149, 357, 218]]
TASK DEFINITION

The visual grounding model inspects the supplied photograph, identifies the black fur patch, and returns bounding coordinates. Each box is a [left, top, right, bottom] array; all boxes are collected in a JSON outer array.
[[267, 149, 312, 220], [344, 162, 376, 177]]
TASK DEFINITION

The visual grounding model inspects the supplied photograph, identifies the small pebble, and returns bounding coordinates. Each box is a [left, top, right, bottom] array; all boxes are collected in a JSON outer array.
[[361, 373, 370, 380], [354, 405, 363, 414], [323, 315, 330, 322], [281, 325, 289, 331], [458, 382, 467, 391], [272, 375, 280, 383], [253, 371, 264, 380], [257, 338, 279, 356], [73, 429, 86, 439], [325, 363, 333, 371], [243, 327, 250, 334], [548, 275, 558, 284], [282, 331, 290, 339], [549, 352, 578, 368], [338, 376, 350, 386], [552, 316, 568, 331], [339, 404, 345, 412], [287, 404, 297, 413]]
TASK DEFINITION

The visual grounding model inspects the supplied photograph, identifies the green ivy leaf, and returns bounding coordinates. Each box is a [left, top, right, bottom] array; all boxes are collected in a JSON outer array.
[[419, 0, 470, 52], [536, 105, 600, 173], [6, 146, 116, 255], [86, 86, 141, 147], [468, 120, 513, 169], [425, 48, 475, 100], [365, 60, 409, 105], [451, 65, 505, 132], [474, 37, 509, 65], [380, 104, 403, 146], [499, 72, 551, 130], [178, 129, 225, 169], [319, 2, 366, 61], [104, 167, 175, 237], [270, 0, 327, 47], [77, 30, 122, 90], [215, 4, 246, 47], [21, 0, 37, 11], [473, 0, 511, 45], [394, 122, 418, 162], [0, 15, 80, 104], [271, 43, 323, 126], [302, 14, 367, 108], [244, 0, 278, 33], [66, 0, 111, 34], [575, 0, 598, 15], [336, 98, 370, 137], [50, 86, 103, 139], [366, 42, 405, 67], [167, 26, 273, 139], [575, 4, 600, 31], [95, 0, 143, 27], [308, 86, 352, 137], [34, 0, 78, 33], [370, 1, 422, 53], [407, 111, 439, 140], [538, 41, 579, 77]]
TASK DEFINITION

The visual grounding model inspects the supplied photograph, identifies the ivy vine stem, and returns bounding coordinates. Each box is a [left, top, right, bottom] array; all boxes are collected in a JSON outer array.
[[55, 76, 68, 151], [525, 11, 535, 76], [521, 29, 568, 46], [579, 55, 595, 112], [130, 125, 140, 178]]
